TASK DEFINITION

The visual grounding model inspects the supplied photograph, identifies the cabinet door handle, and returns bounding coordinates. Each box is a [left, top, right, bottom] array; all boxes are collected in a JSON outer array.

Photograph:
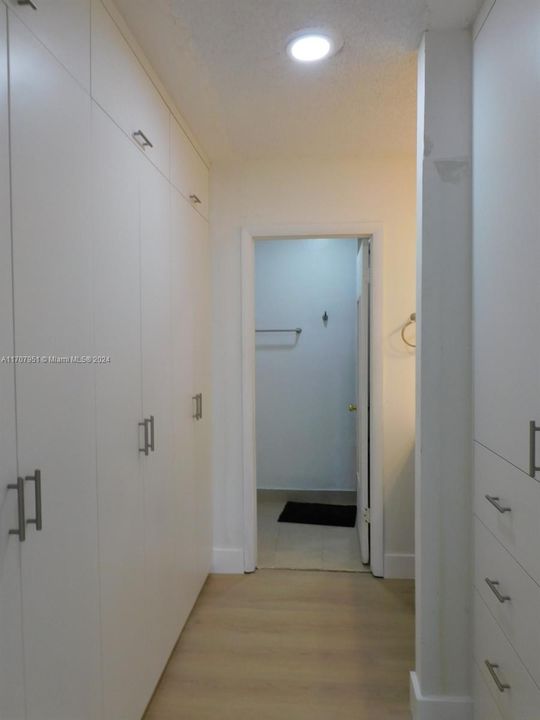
[[17, 0, 38, 9], [192, 395, 199, 419], [8, 478, 26, 542], [485, 495, 511, 514], [26, 469, 42, 531], [148, 415, 155, 452], [485, 660, 510, 692], [529, 421, 540, 478], [198, 393, 203, 420], [132, 130, 153, 149], [485, 578, 511, 603], [139, 418, 149, 455], [190, 194, 201, 205]]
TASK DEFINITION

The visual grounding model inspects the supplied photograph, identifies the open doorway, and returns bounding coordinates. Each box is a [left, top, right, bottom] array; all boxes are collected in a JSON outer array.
[[254, 237, 371, 572]]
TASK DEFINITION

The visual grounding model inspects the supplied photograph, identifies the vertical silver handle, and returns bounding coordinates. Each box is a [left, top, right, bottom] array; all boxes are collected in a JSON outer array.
[[198, 393, 203, 420], [26, 469, 42, 531], [139, 419, 149, 455], [485, 495, 511, 514], [132, 130, 153, 149], [485, 578, 511, 604], [529, 421, 540, 478], [8, 478, 25, 542], [148, 415, 155, 452], [485, 661, 510, 692], [17, 0, 38, 9], [192, 395, 200, 420]]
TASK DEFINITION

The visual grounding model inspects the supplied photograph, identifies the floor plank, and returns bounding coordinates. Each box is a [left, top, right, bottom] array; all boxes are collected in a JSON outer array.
[[144, 570, 414, 720]]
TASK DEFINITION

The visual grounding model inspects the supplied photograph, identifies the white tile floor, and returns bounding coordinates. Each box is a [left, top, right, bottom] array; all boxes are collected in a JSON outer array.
[[257, 490, 370, 572]]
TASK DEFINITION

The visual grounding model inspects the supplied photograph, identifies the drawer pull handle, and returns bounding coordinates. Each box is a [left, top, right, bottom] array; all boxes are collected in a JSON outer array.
[[485, 660, 510, 692], [17, 0, 38, 9], [139, 418, 150, 455], [132, 130, 153, 149], [529, 421, 540, 478], [190, 194, 202, 204], [485, 495, 511, 514], [485, 578, 511, 603], [148, 415, 155, 453]]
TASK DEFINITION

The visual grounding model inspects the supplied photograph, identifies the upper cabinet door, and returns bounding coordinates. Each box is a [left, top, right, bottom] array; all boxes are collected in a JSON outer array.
[[91, 0, 170, 178], [91, 104, 148, 720], [0, 7, 25, 720], [473, 0, 540, 474], [9, 14, 101, 719], [5, 0, 90, 90], [171, 116, 209, 220]]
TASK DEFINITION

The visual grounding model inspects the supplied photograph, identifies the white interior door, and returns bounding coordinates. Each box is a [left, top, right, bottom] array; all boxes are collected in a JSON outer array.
[[356, 240, 370, 565], [0, 7, 25, 718], [92, 104, 147, 720], [9, 14, 101, 719], [139, 157, 178, 686]]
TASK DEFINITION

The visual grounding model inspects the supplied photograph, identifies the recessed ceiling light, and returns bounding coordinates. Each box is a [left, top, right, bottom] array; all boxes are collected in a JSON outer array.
[[287, 33, 334, 63]]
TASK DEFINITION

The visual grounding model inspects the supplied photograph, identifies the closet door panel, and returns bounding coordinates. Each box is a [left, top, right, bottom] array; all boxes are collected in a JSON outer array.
[[92, 104, 147, 720], [170, 116, 209, 220], [473, 0, 540, 472], [192, 208, 212, 582], [5, 0, 90, 90], [170, 188, 200, 621], [9, 14, 101, 719], [0, 7, 25, 719], [140, 158, 178, 686], [91, 0, 170, 178]]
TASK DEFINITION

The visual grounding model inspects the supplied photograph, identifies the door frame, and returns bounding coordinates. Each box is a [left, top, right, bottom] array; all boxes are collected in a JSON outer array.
[[241, 222, 384, 577]]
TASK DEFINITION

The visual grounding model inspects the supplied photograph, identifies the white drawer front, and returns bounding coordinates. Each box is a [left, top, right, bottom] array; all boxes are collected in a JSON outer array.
[[6, 0, 90, 90], [474, 660, 505, 720], [171, 115, 208, 219], [91, 0, 169, 177], [474, 442, 540, 585], [474, 590, 540, 719], [474, 518, 540, 688]]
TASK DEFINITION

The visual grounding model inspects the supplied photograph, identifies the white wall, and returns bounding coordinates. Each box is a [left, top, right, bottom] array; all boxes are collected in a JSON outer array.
[[255, 238, 357, 491], [210, 155, 416, 575]]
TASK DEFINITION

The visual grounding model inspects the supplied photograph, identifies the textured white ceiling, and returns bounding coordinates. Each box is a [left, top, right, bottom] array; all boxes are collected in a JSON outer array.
[[114, 0, 483, 162]]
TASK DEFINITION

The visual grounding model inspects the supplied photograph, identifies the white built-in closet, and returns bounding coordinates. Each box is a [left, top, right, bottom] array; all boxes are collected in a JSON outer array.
[[473, 0, 540, 717], [0, 1, 211, 718]]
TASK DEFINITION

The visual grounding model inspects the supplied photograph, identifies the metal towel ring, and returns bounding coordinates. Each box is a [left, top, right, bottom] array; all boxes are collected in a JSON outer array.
[[401, 313, 416, 348]]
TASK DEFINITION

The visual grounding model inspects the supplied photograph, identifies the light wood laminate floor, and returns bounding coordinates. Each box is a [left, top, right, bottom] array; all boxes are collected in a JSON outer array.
[[144, 570, 414, 720]]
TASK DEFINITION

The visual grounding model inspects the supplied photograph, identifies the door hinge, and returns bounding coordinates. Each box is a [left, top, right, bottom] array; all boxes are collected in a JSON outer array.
[[362, 507, 371, 524]]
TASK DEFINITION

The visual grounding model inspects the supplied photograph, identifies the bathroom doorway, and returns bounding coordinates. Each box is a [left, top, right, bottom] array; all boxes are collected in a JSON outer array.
[[254, 237, 371, 571]]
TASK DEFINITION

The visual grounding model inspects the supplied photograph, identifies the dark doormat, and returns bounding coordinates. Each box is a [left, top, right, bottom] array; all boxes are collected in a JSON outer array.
[[278, 501, 357, 528]]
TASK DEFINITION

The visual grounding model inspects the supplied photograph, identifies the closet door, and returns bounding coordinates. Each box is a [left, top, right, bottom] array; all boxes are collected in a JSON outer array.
[[170, 188, 200, 619], [473, 0, 540, 473], [9, 13, 101, 720], [191, 206, 212, 584], [0, 7, 25, 719], [139, 157, 178, 686], [92, 105, 147, 720]]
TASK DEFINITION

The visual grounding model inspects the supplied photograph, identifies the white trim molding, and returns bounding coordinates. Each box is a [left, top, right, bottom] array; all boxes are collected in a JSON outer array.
[[211, 547, 245, 574], [410, 673, 473, 720], [384, 553, 415, 579], [240, 222, 385, 576]]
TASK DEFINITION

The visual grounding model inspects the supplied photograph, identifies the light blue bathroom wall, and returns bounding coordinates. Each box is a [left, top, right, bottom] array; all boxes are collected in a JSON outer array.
[[255, 238, 357, 490]]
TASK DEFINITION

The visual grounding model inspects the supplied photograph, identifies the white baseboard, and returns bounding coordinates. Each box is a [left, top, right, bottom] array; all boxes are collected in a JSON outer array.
[[410, 672, 473, 720], [384, 553, 415, 579], [211, 547, 245, 574]]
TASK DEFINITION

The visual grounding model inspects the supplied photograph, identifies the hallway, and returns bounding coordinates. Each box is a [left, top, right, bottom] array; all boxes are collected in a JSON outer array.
[[144, 570, 414, 720]]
